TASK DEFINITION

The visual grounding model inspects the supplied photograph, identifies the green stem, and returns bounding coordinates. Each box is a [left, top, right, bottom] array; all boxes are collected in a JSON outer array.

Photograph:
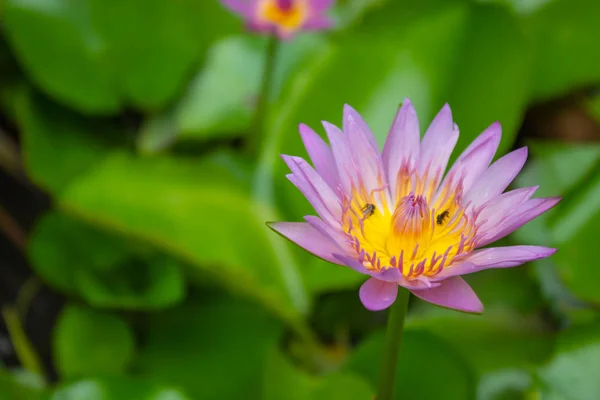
[[376, 288, 410, 400], [249, 35, 280, 158]]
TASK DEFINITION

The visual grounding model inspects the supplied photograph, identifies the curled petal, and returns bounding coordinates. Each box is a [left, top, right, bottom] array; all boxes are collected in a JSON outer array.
[[302, 16, 333, 30], [267, 222, 343, 264], [359, 278, 398, 311], [410, 277, 483, 314]]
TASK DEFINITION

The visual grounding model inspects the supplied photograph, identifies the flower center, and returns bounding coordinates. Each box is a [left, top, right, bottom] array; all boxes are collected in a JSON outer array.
[[259, 0, 307, 30], [341, 172, 477, 279]]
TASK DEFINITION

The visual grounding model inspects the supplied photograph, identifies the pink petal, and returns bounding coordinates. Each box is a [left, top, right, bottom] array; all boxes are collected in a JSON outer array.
[[304, 215, 352, 253], [309, 0, 335, 12], [434, 246, 556, 279], [382, 98, 420, 199], [476, 186, 538, 231], [418, 103, 459, 188], [221, 0, 253, 15], [477, 197, 561, 247], [267, 222, 343, 264], [343, 105, 387, 199], [441, 122, 501, 194], [410, 277, 483, 314], [299, 124, 339, 190], [302, 16, 334, 30], [465, 147, 528, 208], [359, 278, 398, 311], [282, 155, 341, 225], [323, 121, 359, 195]]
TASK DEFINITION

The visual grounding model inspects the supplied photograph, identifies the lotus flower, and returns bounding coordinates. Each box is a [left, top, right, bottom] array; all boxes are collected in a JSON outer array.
[[269, 100, 560, 313], [221, 0, 334, 39]]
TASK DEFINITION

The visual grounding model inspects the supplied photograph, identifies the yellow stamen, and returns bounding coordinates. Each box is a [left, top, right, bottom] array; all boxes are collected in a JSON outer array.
[[258, 0, 307, 31], [342, 171, 477, 279]]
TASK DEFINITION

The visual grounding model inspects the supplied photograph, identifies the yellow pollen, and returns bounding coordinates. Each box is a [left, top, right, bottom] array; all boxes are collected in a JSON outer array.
[[342, 172, 477, 279], [258, 0, 307, 30]]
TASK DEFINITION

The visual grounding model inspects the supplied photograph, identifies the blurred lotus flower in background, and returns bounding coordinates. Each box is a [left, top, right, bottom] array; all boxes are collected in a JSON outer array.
[[269, 100, 561, 313], [221, 0, 335, 39]]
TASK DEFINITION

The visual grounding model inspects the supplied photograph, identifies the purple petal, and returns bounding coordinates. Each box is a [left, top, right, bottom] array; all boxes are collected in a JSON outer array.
[[359, 278, 398, 311], [309, 0, 336, 12], [465, 147, 528, 208], [267, 222, 343, 264], [282, 155, 341, 225], [441, 122, 501, 194], [343, 105, 388, 199], [304, 215, 352, 253], [221, 0, 253, 15], [410, 277, 483, 314], [382, 98, 420, 199], [434, 246, 556, 279], [302, 16, 334, 30], [477, 197, 561, 247], [476, 186, 538, 230], [418, 103, 459, 187], [299, 124, 339, 190], [323, 121, 359, 195]]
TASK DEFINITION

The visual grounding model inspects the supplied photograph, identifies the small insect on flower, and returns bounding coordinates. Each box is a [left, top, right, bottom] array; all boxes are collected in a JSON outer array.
[[220, 0, 335, 39], [436, 210, 450, 225], [268, 99, 560, 313], [361, 203, 376, 219]]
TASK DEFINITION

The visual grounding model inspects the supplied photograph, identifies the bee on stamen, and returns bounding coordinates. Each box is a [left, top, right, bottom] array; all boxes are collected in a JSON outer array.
[[436, 210, 450, 225], [361, 203, 376, 220]]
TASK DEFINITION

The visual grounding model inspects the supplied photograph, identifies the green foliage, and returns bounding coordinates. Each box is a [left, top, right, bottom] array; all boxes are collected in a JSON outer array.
[[346, 329, 476, 400], [53, 304, 135, 379], [1, 0, 599, 398]]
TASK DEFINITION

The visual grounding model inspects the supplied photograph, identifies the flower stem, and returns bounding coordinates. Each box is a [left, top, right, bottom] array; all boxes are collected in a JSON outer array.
[[376, 288, 410, 400], [248, 35, 280, 158]]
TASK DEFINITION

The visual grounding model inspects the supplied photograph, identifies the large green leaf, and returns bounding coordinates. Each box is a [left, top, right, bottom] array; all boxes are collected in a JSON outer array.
[[49, 377, 190, 400], [0, 369, 46, 400], [53, 304, 135, 379], [134, 296, 282, 400], [263, 348, 373, 400], [346, 329, 476, 400], [4, 0, 239, 113], [444, 3, 532, 161], [536, 322, 600, 400], [528, 0, 600, 99], [28, 212, 186, 310], [18, 90, 309, 328], [517, 142, 600, 305]]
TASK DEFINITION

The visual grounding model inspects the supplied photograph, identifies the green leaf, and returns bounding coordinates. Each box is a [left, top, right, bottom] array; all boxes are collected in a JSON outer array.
[[135, 296, 282, 400], [346, 329, 476, 400], [0, 369, 46, 400], [408, 309, 555, 375], [19, 90, 308, 327], [53, 304, 135, 379], [4, 0, 239, 113], [49, 377, 190, 400], [518, 142, 600, 305], [536, 322, 600, 399], [528, 0, 600, 99], [263, 348, 373, 400], [29, 212, 186, 310], [444, 3, 532, 160]]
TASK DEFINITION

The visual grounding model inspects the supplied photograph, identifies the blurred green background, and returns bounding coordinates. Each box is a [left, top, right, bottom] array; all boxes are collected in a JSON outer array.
[[1, 0, 600, 399]]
